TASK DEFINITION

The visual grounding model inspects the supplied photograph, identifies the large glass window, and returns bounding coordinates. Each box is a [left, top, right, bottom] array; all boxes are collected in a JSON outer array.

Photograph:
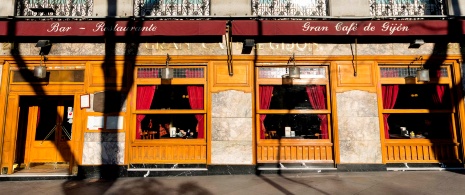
[[382, 84, 454, 139], [380, 64, 456, 141], [257, 66, 330, 140], [135, 67, 206, 140]]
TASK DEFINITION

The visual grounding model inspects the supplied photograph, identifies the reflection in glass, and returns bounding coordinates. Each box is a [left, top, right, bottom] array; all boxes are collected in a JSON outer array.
[[136, 85, 204, 110], [391, 84, 451, 109], [261, 85, 327, 110], [136, 114, 203, 140], [387, 114, 452, 139], [262, 114, 327, 139]]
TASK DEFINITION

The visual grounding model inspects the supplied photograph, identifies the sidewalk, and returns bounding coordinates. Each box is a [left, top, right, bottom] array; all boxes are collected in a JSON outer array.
[[0, 171, 464, 195]]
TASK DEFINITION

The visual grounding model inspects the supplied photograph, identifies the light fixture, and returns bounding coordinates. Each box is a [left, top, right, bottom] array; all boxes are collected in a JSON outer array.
[[287, 53, 300, 79], [161, 53, 173, 80], [36, 40, 52, 56], [416, 56, 430, 82], [33, 55, 47, 79], [281, 53, 300, 85], [241, 39, 255, 54], [33, 40, 52, 79], [405, 61, 416, 84], [409, 39, 425, 49]]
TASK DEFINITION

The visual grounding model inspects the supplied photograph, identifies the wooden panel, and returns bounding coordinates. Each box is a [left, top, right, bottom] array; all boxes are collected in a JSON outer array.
[[1, 95, 19, 174], [9, 84, 84, 93], [210, 61, 252, 92], [89, 63, 126, 87], [257, 142, 334, 163], [337, 61, 374, 87], [130, 143, 207, 164], [384, 140, 460, 163]]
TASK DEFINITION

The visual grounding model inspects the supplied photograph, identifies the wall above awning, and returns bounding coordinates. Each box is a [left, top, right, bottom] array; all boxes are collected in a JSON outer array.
[[232, 20, 464, 36], [0, 20, 227, 37]]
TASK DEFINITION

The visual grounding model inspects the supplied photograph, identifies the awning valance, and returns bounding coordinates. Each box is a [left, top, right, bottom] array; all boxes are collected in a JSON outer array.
[[0, 20, 227, 37], [232, 20, 460, 36]]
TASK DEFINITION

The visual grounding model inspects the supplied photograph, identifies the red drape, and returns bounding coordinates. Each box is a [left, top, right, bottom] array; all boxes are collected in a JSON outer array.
[[136, 85, 156, 139], [433, 85, 445, 104], [306, 85, 328, 139], [36, 107, 40, 129], [259, 86, 274, 139], [187, 86, 204, 138], [382, 85, 399, 139], [432, 84, 453, 136], [187, 69, 205, 139]]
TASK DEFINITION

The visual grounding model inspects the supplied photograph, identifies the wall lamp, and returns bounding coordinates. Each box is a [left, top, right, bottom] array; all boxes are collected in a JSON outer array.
[[241, 39, 255, 54], [161, 53, 173, 80], [282, 53, 300, 85], [416, 56, 430, 82], [34, 40, 52, 79], [409, 39, 425, 49]]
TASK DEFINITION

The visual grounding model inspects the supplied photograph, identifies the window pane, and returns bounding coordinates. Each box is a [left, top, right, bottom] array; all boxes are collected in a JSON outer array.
[[136, 85, 204, 110], [261, 114, 328, 139], [383, 84, 451, 109], [387, 114, 452, 139], [260, 85, 327, 110], [136, 114, 204, 140]]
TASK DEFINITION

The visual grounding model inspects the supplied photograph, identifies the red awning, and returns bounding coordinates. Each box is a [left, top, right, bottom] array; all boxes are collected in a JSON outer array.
[[232, 20, 462, 36], [0, 20, 226, 37]]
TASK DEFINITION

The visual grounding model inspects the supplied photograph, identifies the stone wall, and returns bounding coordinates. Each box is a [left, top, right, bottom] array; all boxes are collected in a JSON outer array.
[[336, 90, 382, 163], [1, 42, 461, 57], [211, 90, 253, 164], [82, 132, 125, 165]]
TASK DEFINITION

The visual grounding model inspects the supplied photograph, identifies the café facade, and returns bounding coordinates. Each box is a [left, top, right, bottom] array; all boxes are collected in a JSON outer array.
[[1, 17, 465, 176]]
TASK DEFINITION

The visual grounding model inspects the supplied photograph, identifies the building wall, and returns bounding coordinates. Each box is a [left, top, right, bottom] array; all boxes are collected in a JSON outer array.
[[211, 0, 251, 16], [93, 0, 133, 17], [0, 1, 14, 16], [330, 0, 370, 16]]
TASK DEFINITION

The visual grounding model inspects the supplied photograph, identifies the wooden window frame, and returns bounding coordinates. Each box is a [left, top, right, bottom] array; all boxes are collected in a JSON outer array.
[[255, 65, 332, 143], [379, 64, 457, 141], [132, 66, 207, 143]]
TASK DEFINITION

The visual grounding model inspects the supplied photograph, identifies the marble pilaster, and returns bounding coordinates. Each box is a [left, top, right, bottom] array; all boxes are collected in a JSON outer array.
[[336, 90, 382, 163], [82, 132, 125, 165], [211, 90, 253, 164]]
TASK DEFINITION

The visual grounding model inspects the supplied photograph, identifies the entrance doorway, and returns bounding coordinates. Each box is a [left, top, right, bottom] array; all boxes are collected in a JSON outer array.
[[14, 96, 74, 173]]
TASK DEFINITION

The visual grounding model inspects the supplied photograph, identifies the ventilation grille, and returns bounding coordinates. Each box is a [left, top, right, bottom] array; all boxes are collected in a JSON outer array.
[[137, 68, 204, 78], [259, 67, 326, 78], [380, 67, 447, 78]]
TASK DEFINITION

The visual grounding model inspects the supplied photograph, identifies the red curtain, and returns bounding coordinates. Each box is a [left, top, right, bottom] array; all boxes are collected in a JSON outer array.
[[382, 85, 399, 139], [187, 86, 204, 138], [136, 85, 156, 139], [186, 69, 205, 139], [259, 86, 274, 139], [432, 85, 453, 136], [36, 107, 40, 129], [306, 85, 328, 139], [433, 85, 445, 104]]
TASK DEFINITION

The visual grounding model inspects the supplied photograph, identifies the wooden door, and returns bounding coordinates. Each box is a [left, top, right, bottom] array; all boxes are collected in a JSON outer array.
[[24, 96, 74, 166]]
